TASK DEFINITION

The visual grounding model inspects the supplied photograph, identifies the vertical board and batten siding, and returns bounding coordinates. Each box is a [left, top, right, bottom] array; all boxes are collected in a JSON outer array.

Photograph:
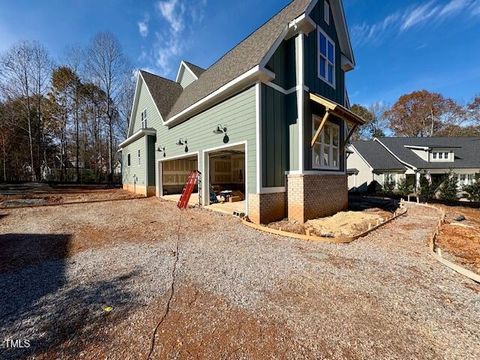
[[178, 67, 197, 88], [304, 0, 345, 105], [155, 86, 257, 194], [122, 137, 147, 187], [266, 38, 296, 90], [261, 84, 288, 188]]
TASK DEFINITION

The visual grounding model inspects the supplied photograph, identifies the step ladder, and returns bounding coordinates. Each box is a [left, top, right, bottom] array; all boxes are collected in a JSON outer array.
[[177, 170, 200, 209]]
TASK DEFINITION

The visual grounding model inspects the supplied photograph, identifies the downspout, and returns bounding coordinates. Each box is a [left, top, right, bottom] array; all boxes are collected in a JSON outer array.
[[295, 32, 305, 173]]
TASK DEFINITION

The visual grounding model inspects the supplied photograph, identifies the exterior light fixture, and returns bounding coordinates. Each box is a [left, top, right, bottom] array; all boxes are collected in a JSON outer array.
[[157, 146, 166, 158], [213, 124, 227, 134], [176, 139, 188, 153]]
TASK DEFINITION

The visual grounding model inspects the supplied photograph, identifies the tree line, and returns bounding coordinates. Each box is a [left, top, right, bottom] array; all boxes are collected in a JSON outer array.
[[351, 90, 480, 140], [0, 33, 134, 183]]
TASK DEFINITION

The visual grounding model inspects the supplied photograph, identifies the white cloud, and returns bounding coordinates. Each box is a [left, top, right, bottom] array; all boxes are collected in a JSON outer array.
[[353, 0, 478, 46], [138, 14, 149, 38], [144, 0, 207, 76]]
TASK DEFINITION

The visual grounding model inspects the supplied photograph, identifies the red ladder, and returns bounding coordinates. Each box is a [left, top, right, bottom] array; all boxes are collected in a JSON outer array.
[[177, 170, 200, 209]]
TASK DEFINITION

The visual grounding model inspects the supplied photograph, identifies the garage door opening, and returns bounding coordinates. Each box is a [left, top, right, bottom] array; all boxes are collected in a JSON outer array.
[[205, 144, 246, 215], [160, 155, 199, 206]]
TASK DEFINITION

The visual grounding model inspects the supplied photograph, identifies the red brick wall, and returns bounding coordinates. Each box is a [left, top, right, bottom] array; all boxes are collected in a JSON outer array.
[[248, 192, 286, 224]]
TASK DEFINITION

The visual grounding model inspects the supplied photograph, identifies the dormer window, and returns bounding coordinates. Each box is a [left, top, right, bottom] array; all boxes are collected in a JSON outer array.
[[431, 150, 453, 162], [141, 109, 147, 129], [324, 1, 330, 25], [318, 28, 335, 88]]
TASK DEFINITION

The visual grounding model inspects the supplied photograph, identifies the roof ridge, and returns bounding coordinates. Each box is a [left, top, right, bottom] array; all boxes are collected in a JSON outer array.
[[203, 0, 307, 71], [140, 69, 179, 84]]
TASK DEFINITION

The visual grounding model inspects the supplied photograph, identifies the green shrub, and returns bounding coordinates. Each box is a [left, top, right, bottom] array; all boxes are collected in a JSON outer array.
[[439, 172, 458, 201], [397, 177, 413, 196], [383, 178, 396, 193], [463, 174, 480, 202], [419, 175, 435, 200]]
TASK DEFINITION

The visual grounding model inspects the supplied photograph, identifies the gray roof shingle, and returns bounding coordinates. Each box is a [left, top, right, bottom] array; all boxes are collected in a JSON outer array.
[[140, 70, 183, 119], [351, 140, 406, 171], [166, 0, 311, 119], [377, 137, 480, 169]]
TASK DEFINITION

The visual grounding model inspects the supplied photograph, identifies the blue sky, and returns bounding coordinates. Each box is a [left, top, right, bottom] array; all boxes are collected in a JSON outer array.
[[0, 0, 479, 107]]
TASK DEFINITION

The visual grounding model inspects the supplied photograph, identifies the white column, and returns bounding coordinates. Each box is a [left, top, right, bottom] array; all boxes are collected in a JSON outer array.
[[295, 32, 305, 173]]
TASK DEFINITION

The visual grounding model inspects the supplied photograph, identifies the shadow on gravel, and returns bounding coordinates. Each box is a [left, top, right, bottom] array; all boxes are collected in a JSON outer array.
[[0, 233, 139, 359]]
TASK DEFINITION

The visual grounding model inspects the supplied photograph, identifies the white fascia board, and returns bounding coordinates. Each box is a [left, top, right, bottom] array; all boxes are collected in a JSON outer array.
[[405, 145, 430, 151], [164, 66, 274, 127], [127, 73, 142, 137], [175, 60, 199, 84], [374, 138, 417, 170], [119, 128, 156, 149]]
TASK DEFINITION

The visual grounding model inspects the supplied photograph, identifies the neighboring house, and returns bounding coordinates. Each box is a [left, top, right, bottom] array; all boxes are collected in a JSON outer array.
[[348, 137, 480, 193], [119, 0, 364, 224]]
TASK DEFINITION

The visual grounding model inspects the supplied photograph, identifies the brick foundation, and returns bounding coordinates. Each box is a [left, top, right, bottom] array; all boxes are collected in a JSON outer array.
[[248, 192, 286, 224], [287, 174, 348, 223]]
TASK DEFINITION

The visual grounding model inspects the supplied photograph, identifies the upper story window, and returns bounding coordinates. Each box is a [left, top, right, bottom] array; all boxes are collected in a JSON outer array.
[[138, 149, 141, 165], [318, 28, 335, 88], [141, 109, 147, 129], [312, 116, 340, 170], [324, 1, 330, 25], [431, 150, 453, 161]]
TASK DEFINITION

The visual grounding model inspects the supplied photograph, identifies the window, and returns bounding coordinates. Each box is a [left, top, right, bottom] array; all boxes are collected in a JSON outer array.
[[324, 1, 330, 25], [432, 152, 437, 160], [318, 28, 335, 88], [312, 116, 340, 170], [141, 109, 147, 129], [137, 149, 141, 165], [127, 154, 131, 167], [444, 152, 449, 160]]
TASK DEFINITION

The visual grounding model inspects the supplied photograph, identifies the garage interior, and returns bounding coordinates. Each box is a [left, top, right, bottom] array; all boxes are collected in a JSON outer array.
[[161, 156, 200, 207], [206, 144, 246, 215]]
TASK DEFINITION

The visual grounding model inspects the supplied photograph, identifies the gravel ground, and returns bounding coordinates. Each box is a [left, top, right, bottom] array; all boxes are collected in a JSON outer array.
[[0, 198, 479, 359]]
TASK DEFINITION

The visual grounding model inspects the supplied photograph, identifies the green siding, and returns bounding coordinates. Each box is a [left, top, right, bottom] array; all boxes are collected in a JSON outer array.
[[179, 67, 197, 88], [261, 84, 287, 187], [304, 0, 345, 105], [122, 137, 147, 187], [156, 86, 257, 194], [266, 38, 296, 90], [130, 78, 163, 136]]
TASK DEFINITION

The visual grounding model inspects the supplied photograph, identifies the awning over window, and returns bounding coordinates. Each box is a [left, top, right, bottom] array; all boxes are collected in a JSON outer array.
[[309, 93, 366, 148]]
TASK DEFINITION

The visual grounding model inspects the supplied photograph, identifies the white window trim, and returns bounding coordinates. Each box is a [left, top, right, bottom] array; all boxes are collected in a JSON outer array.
[[141, 109, 147, 129], [324, 1, 330, 25], [312, 115, 340, 171], [317, 27, 336, 89]]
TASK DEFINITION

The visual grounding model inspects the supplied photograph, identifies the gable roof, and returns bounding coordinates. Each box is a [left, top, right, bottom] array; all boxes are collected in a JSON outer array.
[[351, 140, 406, 171], [183, 61, 206, 78], [376, 137, 480, 170], [140, 70, 183, 119], [166, 0, 311, 120]]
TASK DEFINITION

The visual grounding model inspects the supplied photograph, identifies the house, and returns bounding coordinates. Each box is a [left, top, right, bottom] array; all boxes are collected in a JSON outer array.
[[119, 0, 364, 224], [348, 137, 480, 192]]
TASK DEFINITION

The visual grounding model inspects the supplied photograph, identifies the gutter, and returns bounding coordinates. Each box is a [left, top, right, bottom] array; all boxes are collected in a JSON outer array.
[[118, 128, 156, 149]]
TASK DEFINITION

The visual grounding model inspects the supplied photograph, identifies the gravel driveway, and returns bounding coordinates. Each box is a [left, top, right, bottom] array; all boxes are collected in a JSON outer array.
[[0, 198, 479, 359]]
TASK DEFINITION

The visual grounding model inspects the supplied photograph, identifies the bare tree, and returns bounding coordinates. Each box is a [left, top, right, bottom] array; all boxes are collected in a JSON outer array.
[[86, 32, 130, 183]]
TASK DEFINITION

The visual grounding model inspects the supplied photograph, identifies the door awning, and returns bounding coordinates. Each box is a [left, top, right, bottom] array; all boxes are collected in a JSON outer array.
[[309, 93, 366, 148], [309, 93, 365, 126]]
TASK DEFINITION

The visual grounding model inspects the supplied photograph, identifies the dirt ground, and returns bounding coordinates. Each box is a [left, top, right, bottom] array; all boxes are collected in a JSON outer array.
[[269, 196, 395, 238], [0, 183, 141, 208], [435, 204, 480, 274], [1, 194, 479, 359]]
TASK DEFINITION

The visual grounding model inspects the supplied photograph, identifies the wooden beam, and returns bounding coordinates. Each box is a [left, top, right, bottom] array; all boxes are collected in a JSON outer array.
[[311, 110, 330, 148], [342, 124, 358, 149], [309, 93, 336, 111]]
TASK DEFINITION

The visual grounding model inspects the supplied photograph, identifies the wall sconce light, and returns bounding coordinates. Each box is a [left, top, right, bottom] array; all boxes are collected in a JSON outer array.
[[157, 146, 166, 158], [213, 124, 229, 144], [213, 124, 227, 134], [176, 138, 188, 153]]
